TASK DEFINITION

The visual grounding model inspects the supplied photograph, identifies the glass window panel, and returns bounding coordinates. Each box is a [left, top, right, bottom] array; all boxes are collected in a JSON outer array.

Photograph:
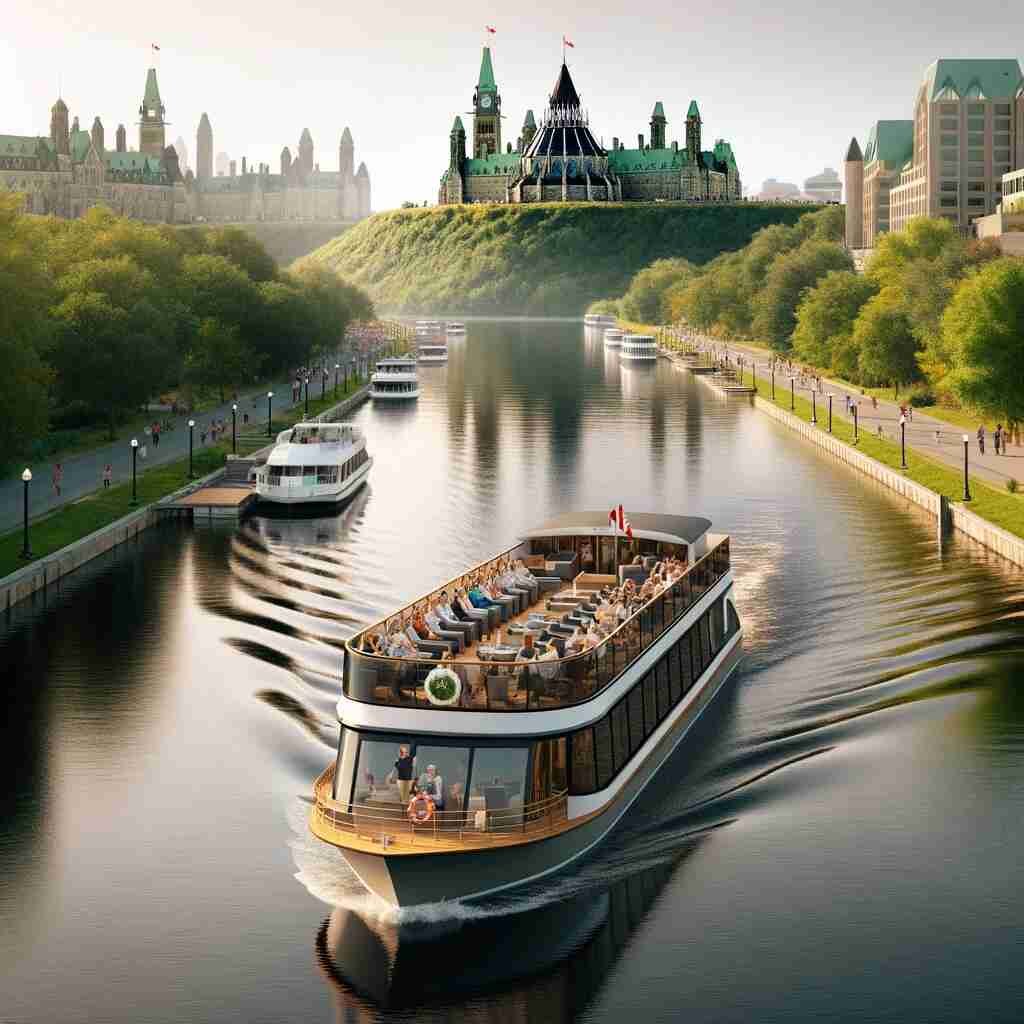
[[415, 745, 470, 812], [354, 737, 417, 806], [967, 197, 987, 206], [690, 624, 702, 680], [967, 117, 985, 131], [941, 181, 958, 192], [667, 643, 683, 704], [941, 134, 959, 147], [656, 660, 671, 719], [711, 601, 724, 654], [678, 633, 693, 693], [570, 729, 596, 794], [474, 746, 528, 809], [940, 103, 958, 114], [940, 197, 957, 207], [643, 672, 659, 732], [969, 181, 986, 191], [967, 133, 985, 147], [628, 685, 645, 754], [611, 701, 630, 772], [968, 103, 985, 115], [968, 149, 985, 162], [701, 614, 713, 671], [940, 118, 958, 131], [332, 727, 360, 806], [996, 103, 1011, 115], [594, 718, 614, 788]]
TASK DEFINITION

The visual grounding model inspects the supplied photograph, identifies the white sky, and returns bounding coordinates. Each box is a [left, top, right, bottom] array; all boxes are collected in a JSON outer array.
[[5, 1, 1024, 211]]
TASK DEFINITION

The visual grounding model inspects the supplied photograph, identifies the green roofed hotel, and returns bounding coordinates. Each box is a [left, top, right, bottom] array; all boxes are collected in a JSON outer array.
[[440, 47, 741, 205]]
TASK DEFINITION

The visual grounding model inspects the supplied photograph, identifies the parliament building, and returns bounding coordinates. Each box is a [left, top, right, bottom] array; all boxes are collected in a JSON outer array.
[[0, 68, 372, 225], [440, 48, 741, 205]]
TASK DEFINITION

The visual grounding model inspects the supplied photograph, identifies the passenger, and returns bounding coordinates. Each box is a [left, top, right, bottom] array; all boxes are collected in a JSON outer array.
[[423, 602, 466, 652], [417, 764, 445, 809], [391, 745, 416, 804], [516, 633, 538, 661]]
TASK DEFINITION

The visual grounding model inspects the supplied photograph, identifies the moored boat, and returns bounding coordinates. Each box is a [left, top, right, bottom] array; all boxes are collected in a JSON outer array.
[[446, 321, 466, 336], [255, 422, 372, 505], [417, 340, 449, 364], [371, 357, 419, 400], [603, 328, 624, 349], [619, 333, 658, 363], [584, 313, 617, 329], [311, 510, 741, 907]]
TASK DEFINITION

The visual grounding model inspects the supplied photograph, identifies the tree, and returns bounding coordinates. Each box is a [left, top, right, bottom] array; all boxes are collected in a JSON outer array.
[[943, 258, 1024, 421], [751, 241, 853, 350], [204, 226, 277, 283], [179, 253, 260, 334], [866, 216, 960, 286], [853, 286, 920, 388], [618, 258, 695, 323], [185, 318, 255, 401], [792, 270, 878, 369]]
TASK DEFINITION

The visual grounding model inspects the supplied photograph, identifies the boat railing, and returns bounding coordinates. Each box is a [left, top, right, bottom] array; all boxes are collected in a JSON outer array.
[[342, 537, 731, 712], [312, 763, 570, 848]]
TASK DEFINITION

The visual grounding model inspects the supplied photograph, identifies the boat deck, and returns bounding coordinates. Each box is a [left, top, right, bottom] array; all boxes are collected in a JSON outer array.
[[159, 485, 256, 521]]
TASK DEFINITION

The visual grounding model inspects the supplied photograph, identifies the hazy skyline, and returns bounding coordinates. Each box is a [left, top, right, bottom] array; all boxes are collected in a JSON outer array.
[[7, 2, 1024, 211]]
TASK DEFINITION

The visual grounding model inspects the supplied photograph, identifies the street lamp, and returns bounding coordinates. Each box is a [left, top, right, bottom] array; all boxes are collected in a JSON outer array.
[[267, 391, 273, 437], [131, 438, 139, 503], [852, 403, 859, 443], [187, 420, 195, 479], [334, 363, 340, 398], [789, 376, 795, 411], [20, 468, 32, 559], [811, 390, 817, 425], [899, 414, 907, 469], [320, 368, 326, 400], [827, 393, 833, 433], [304, 376, 310, 417], [962, 434, 971, 501], [231, 403, 237, 455], [771, 363, 775, 402]]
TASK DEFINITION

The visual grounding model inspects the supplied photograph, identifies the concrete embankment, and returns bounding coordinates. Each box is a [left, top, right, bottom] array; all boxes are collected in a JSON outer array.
[[2, 384, 372, 613]]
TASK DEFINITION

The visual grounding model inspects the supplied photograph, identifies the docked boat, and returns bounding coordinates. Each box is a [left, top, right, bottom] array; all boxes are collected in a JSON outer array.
[[371, 357, 419, 400], [310, 510, 741, 907], [603, 328, 624, 349], [619, 333, 658, 363], [417, 339, 449, 364], [415, 320, 443, 336], [446, 321, 466, 336], [584, 313, 617, 329], [254, 422, 372, 505]]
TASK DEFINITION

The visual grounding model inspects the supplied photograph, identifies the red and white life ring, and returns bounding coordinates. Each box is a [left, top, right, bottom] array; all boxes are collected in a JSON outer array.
[[407, 793, 435, 824]]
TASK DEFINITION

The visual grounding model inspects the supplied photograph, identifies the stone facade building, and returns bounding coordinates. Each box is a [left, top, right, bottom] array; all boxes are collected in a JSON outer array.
[[439, 48, 740, 205], [845, 59, 1024, 243], [0, 67, 372, 226]]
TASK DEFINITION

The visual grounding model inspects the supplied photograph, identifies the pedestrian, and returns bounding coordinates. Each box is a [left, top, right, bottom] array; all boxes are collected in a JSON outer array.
[[52, 462, 63, 497], [995, 424, 1002, 455], [152, 422, 160, 448], [140, 442, 147, 460], [200, 429, 208, 445], [978, 424, 986, 455], [935, 429, 942, 446], [877, 424, 883, 439], [102, 464, 112, 489], [908, 405, 913, 422], [872, 396, 878, 410], [243, 412, 249, 425]]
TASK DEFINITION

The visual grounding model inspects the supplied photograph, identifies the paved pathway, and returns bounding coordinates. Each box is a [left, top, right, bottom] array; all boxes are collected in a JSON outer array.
[[0, 373, 335, 533], [678, 331, 1022, 493]]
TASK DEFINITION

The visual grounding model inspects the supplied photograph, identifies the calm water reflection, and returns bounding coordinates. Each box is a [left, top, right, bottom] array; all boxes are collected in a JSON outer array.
[[2, 320, 1023, 1023]]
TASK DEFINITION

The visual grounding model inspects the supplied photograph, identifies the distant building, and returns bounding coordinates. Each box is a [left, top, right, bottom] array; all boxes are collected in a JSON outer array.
[[846, 58, 1024, 242], [440, 47, 741, 205], [757, 178, 801, 200], [803, 167, 840, 203], [215, 151, 230, 177], [174, 135, 190, 174]]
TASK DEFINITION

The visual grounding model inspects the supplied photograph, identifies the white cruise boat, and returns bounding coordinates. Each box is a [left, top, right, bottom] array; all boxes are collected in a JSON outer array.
[[255, 422, 371, 505], [603, 328, 624, 349], [584, 313, 617, 329], [417, 339, 449, 364], [446, 321, 466, 336], [619, 333, 658, 363], [371, 357, 419, 400], [310, 510, 741, 907]]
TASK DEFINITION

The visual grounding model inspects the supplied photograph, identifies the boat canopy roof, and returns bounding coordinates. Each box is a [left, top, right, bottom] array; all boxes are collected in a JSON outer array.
[[268, 423, 362, 462], [521, 510, 711, 546]]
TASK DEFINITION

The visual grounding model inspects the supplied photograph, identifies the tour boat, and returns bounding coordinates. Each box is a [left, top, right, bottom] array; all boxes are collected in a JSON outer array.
[[619, 334, 658, 363], [254, 422, 372, 505], [415, 320, 443, 336], [584, 314, 617, 329], [446, 321, 466, 336], [310, 510, 742, 907], [417, 339, 449, 364], [603, 328, 624, 349], [371, 357, 419, 400]]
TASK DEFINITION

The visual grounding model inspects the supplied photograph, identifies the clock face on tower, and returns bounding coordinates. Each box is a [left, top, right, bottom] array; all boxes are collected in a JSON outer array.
[[480, 95, 493, 109]]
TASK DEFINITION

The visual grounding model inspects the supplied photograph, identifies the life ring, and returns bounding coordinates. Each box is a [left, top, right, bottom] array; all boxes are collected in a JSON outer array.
[[407, 793, 435, 824]]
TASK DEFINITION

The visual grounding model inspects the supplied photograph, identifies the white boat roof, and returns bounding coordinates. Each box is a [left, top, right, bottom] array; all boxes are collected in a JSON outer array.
[[267, 423, 363, 465], [521, 510, 711, 546]]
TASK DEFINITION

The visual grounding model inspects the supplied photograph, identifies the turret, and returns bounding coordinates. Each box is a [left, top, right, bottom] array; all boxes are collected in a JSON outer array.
[[339, 126, 354, 179], [115, 123, 126, 153], [844, 136, 864, 249], [650, 101, 666, 150], [50, 97, 69, 156], [521, 109, 537, 149], [72, 116, 80, 134], [281, 146, 292, 177], [356, 161, 371, 219], [685, 100, 702, 164], [90, 116, 104, 154], [196, 113, 213, 181], [163, 144, 181, 182], [298, 127, 314, 174], [138, 67, 167, 157], [472, 46, 501, 158], [449, 115, 467, 167]]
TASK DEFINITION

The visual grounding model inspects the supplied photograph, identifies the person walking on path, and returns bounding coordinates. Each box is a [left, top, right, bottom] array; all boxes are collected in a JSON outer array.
[[995, 425, 1002, 456], [978, 425, 986, 456], [52, 463, 63, 497], [102, 464, 112, 489]]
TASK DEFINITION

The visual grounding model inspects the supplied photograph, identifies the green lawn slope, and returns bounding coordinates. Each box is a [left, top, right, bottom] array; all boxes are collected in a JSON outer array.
[[307, 203, 819, 315]]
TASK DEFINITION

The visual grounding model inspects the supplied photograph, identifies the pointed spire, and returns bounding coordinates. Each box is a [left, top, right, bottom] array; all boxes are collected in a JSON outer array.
[[300, 127, 313, 144], [845, 136, 863, 162], [652, 101, 666, 119], [199, 112, 212, 135], [550, 63, 580, 108], [356, 161, 368, 178], [478, 46, 496, 91], [341, 126, 353, 145], [524, 109, 536, 128], [452, 115, 465, 133], [144, 68, 162, 108], [687, 100, 701, 119]]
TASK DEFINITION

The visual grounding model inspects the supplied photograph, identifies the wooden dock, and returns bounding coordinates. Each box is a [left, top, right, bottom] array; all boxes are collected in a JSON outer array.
[[158, 485, 257, 521]]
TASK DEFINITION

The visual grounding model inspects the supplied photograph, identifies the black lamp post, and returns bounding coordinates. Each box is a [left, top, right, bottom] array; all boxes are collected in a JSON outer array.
[[334, 363, 340, 398], [790, 376, 795, 411], [827, 393, 833, 433], [231, 403, 237, 455], [899, 414, 907, 469], [131, 438, 139, 503], [187, 420, 195, 479], [963, 434, 971, 501], [304, 376, 310, 417], [811, 390, 817, 425], [320, 369, 326, 400], [771, 364, 775, 401], [267, 391, 273, 437], [20, 468, 32, 559], [352, 358, 358, 385], [853, 404, 859, 443]]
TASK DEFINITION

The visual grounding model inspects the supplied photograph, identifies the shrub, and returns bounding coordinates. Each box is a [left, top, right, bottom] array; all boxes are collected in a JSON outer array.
[[907, 387, 937, 407], [1007, 478, 1019, 494]]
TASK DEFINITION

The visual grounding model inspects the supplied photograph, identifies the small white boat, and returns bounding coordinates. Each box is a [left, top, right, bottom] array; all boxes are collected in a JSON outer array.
[[447, 321, 466, 336], [418, 340, 449, 364], [371, 357, 419, 400], [603, 329, 624, 349], [255, 422, 372, 505], [619, 334, 658, 363], [415, 320, 443, 338], [583, 313, 617, 328]]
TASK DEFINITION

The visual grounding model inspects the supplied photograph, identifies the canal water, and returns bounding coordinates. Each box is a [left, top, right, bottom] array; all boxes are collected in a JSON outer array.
[[2, 321, 1022, 1023]]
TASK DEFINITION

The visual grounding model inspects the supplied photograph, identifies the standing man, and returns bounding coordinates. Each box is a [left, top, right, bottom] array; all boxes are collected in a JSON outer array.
[[52, 462, 63, 498], [977, 424, 986, 456]]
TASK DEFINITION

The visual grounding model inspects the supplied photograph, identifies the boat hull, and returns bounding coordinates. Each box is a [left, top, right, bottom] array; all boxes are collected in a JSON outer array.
[[256, 460, 371, 505], [371, 389, 420, 400], [333, 634, 742, 907]]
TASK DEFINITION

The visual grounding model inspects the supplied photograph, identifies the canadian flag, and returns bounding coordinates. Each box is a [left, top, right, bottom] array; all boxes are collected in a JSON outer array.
[[486, 25, 496, 34], [151, 43, 160, 51], [609, 504, 633, 539], [563, 36, 575, 48]]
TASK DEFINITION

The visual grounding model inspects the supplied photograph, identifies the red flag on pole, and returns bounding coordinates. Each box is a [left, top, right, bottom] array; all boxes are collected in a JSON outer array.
[[151, 43, 160, 51], [562, 36, 575, 48], [486, 25, 496, 33]]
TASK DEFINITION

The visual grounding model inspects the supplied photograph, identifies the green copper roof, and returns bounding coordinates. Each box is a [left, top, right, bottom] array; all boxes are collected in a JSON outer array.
[[713, 139, 737, 168], [106, 151, 164, 173], [464, 152, 519, 176], [70, 129, 92, 162], [0, 134, 53, 158], [608, 147, 691, 173], [863, 120, 913, 167], [652, 101, 665, 119], [924, 58, 1022, 100], [687, 100, 700, 118], [144, 68, 162, 108], [451, 115, 464, 133], [478, 46, 496, 92], [524, 109, 536, 127]]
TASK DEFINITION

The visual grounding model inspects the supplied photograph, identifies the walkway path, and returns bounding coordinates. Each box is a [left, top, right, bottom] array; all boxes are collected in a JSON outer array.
[[0, 374, 330, 534], [679, 331, 1020, 493]]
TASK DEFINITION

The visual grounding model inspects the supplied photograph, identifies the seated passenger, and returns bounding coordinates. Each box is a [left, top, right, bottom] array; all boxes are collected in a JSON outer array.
[[416, 764, 445, 809], [386, 629, 417, 658], [516, 633, 538, 661]]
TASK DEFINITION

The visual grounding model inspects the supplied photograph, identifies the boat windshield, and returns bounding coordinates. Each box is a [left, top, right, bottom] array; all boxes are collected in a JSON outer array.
[[287, 425, 353, 445]]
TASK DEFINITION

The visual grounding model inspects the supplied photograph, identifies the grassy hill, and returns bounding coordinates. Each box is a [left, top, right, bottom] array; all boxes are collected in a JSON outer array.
[[307, 202, 820, 315]]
